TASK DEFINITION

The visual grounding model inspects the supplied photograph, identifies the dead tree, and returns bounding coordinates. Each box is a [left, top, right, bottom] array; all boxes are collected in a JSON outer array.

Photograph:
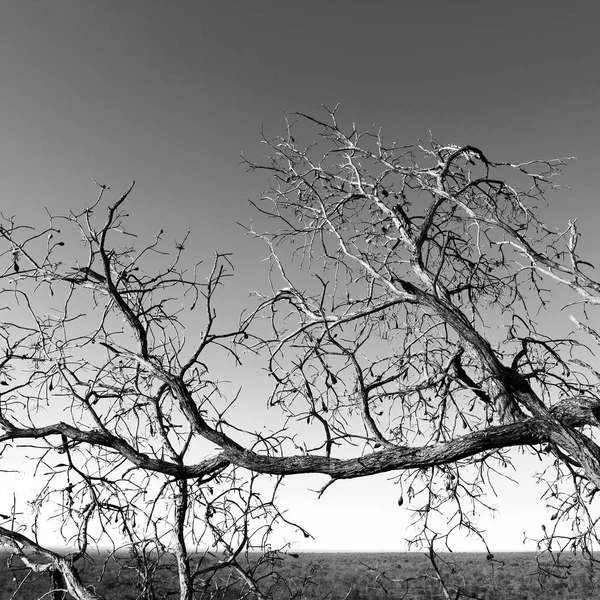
[[0, 108, 600, 598]]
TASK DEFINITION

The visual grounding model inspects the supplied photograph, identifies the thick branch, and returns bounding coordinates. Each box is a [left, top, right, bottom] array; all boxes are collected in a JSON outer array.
[[0, 526, 104, 600]]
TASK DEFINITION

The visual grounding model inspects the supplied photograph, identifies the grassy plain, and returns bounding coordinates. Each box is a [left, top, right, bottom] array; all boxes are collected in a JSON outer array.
[[1, 550, 598, 599]]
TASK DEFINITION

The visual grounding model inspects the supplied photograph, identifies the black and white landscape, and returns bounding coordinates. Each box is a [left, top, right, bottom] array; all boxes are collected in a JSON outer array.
[[0, 2, 599, 599]]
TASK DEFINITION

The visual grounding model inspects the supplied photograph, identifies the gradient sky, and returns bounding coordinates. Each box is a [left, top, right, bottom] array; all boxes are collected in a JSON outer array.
[[1, 1, 600, 552]]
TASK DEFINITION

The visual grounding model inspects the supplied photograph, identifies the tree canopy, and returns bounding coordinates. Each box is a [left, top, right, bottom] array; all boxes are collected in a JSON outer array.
[[1, 108, 600, 599]]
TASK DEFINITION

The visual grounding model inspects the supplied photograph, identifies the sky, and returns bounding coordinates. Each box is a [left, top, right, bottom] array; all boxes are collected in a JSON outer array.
[[1, 0, 600, 552]]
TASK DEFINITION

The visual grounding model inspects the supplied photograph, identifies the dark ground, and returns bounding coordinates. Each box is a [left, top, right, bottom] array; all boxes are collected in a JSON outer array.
[[1, 550, 597, 599]]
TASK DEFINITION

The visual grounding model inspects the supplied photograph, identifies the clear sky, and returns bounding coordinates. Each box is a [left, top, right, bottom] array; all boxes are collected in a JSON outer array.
[[1, 0, 600, 552]]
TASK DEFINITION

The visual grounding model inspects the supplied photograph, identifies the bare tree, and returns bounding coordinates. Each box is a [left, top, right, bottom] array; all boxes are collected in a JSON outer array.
[[1, 107, 600, 598]]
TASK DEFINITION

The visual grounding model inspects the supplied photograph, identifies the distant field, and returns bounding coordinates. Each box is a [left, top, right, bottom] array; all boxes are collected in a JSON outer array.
[[1, 550, 598, 599]]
